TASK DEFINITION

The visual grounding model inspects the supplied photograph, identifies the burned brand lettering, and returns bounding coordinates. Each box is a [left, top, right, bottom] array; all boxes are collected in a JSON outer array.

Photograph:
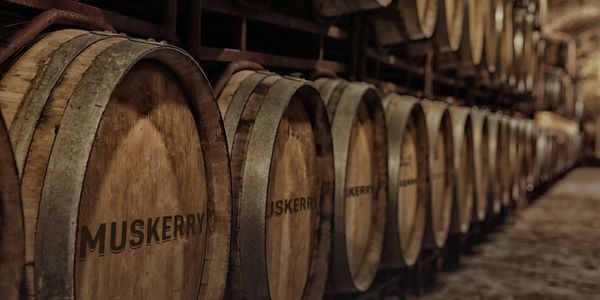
[[266, 196, 316, 218], [400, 154, 413, 167], [79, 212, 205, 261], [344, 185, 373, 199], [398, 178, 417, 187]]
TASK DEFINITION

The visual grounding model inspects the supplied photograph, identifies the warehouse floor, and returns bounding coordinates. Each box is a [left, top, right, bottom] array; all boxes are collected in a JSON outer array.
[[421, 167, 600, 300]]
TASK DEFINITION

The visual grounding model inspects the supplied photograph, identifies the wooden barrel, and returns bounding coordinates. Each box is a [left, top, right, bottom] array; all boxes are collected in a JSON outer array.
[[372, 0, 438, 46], [537, 131, 553, 182], [543, 67, 564, 111], [0, 112, 23, 299], [465, 0, 486, 66], [500, 115, 514, 206], [218, 69, 334, 299], [548, 133, 559, 178], [562, 73, 576, 117], [533, 38, 547, 108], [448, 106, 474, 234], [498, 0, 514, 86], [486, 113, 506, 215], [0, 29, 232, 299], [524, 119, 538, 190], [421, 100, 454, 248], [534, 0, 547, 28], [315, 78, 387, 293], [470, 108, 490, 221], [437, 0, 485, 72], [512, 118, 528, 203], [545, 38, 576, 78], [482, 0, 505, 73], [381, 94, 428, 268], [555, 133, 571, 174], [316, 0, 392, 17], [512, 7, 526, 92], [523, 27, 540, 94], [514, 9, 538, 94], [433, 0, 465, 52]]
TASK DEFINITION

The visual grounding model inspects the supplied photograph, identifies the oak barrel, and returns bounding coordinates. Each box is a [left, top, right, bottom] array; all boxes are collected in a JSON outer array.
[[498, 0, 514, 86], [448, 106, 474, 234], [421, 100, 454, 248], [522, 18, 541, 93], [486, 113, 505, 215], [537, 131, 554, 182], [381, 94, 428, 268], [523, 119, 538, 190], [507, 117, 519, 203], [0, 111, 23, 300], [482, 0, 505, 73], [534, 39, 547, 109], [0, 29, 232, 299], [470, 108, 490, 221], [433, 0, 464, 52], [500, 115, 514, 206], [465, 0, 486, 66], [372, 0, 438, 46], [512, 7, 526, 92], [436, 0, 485, 72], [543, 67, 564, 111], [315, 78, 387, 293], [218, 69, 334, 300], [512, 118, 528, 203]]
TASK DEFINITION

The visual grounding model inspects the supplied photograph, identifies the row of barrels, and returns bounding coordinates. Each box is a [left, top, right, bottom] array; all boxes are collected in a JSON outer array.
[[0, 30, 579, 300], [234, 0, 548, 95], [372, 0, 546, 95]]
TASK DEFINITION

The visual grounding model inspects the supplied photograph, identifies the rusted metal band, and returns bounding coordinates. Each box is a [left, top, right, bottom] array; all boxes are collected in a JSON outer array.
[[9, 32, 112, 177], [381, 94, 427, 268]]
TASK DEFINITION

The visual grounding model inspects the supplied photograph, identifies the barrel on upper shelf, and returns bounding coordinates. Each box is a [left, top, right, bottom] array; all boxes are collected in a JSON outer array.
[[544, 68, 563, 109], [513, 6, 539, 94], [482, 0, 505, 75], [498, 0, 515, 87], [470, 108, 490, 222], [371, 0, 438, 47], [314, 77, 387, 293], [448, 106, 474, 234], [421, 100, 454, 249], [432, 0, 465, 52], [216, 64, 334, 300], [533, 36, 547, 103], [380, 94, 428, 269], [512, 6, 526, 91], [0, 29, 232, 299], [0, 108, 23, 300], [436, 0, 486, 74], [544, 36, 577, 78]]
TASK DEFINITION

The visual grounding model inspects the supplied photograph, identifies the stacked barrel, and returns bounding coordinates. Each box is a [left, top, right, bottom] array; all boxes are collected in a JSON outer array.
[[0, 1, 583, 300]]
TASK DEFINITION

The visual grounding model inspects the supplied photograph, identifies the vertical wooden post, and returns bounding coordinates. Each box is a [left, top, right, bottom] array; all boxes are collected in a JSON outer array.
[[164, 0, 178, 41], [188, 0, 203, 57], [424, 51, 434, 99]]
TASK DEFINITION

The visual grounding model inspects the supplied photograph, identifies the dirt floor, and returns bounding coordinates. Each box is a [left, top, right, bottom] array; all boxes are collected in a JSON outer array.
[[420, 167, 600, 300]]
